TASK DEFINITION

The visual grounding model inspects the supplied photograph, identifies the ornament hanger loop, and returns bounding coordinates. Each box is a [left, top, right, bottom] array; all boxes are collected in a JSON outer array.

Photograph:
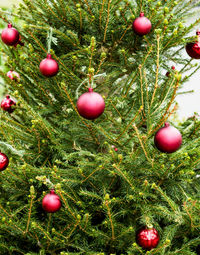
[[47, 27, 53, 54], [75, 72, 106, 98]]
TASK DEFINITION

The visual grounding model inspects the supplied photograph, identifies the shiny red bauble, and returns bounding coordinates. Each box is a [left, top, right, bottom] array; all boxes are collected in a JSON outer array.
[[42, 190, 62, 213], [0, 152, 9, 171], [7, 70, 20, 81], [77, 88, 105, 120], [137, 227, 160, 250], [39, 54, 59, 77], [1, 23, 19, 46], [154, 122, 182, 153], [186, 30, 200, 59], [1, 95, 16, 113], [132, 12, 152, 36]]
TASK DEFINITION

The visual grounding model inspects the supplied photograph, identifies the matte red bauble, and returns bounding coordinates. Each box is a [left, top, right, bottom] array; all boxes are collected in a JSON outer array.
[[39, 54, 59, 77], [42, 190, 62, 213], [132, 12, 152, 36], [154, 122, 182, 153], [137, 227, 160, 250], [186, 30, 200, 59], [0, 152, 9, 171], [1, 23, 19, 46], [7, 70, 20, 81], [77, 88, 105, 120], [1, 95, 16, 113]]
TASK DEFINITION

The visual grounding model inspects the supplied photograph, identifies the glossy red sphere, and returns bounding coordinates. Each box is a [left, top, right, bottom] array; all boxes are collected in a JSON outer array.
[[186, 42, 200, 59], [186, 30, 200, 59], [1, 23, 19, 46], [0, 152, 9, 171], [137, 228, 160, 250], [154, 122, 182, 153], [132, 12, 152, 36], [7, 71, 20, 81], [39, 54, 59, 77], [1, 95, 16, 113], [42, 190, 62, 213], [77, 88, 105, 120]]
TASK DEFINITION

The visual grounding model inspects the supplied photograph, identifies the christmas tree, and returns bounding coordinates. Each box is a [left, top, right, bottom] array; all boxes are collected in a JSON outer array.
[[0, 0, 200, 254]]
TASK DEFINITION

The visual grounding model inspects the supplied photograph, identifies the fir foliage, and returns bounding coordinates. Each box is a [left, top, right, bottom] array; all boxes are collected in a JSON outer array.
[[0, 0, 200, 254]]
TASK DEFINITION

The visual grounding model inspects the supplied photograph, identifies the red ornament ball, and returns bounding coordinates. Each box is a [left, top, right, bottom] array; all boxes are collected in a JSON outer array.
[[39, 54, 59, 77], [137, 227, 160, 250], [0, 152, 9, 171], [7, 70, 20, 81], [154, 122, 182, 153], [42, 190, 62, 213], [1, 23, 19, 46], [1, 95, 16, 113], [77, 88, 105, 120], [186, 30, 200, 59], [132, 12, 152, 36]]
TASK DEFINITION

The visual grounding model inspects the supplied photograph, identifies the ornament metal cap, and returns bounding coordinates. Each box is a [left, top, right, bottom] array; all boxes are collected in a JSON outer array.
[[140, 12, 145, 17], [164, 122, 170, 127], [50, 189, 55, 194], [147, 224, 153, 229], [46, 54, 52, 59], [88, 87, 93, 92]]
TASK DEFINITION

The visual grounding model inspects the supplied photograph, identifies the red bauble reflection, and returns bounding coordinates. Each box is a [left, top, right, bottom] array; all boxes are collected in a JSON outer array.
[[186, 30, 200, 59], [137, 227, 160, 250], [7, 70, 20, 81], [14, 36, 24, 48], [1, 23, 19, 46], [132, 12, 152, 36], [42, 190, 62, 213], [154, 122, 182, 153], [39, 54, 59, 77], [1, 95, 16, 113], [77, 88, 105, 120], [0, 152, 9, 171]]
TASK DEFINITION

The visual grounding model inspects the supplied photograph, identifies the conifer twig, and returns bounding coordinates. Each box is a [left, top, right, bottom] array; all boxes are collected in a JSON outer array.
[[118, 24, 132, 43], [105, 200, 115, 241], [116, 106, 143, 141], [150, 34, 160, 107], [82, 0, 93, 15], [25, 195, 34, 234], [139, 65, 144, 114], [103, 0, 111, 42], [99, 0, 105, 29], [112, 164, 134, 189], [132, 123, 153, 166]]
